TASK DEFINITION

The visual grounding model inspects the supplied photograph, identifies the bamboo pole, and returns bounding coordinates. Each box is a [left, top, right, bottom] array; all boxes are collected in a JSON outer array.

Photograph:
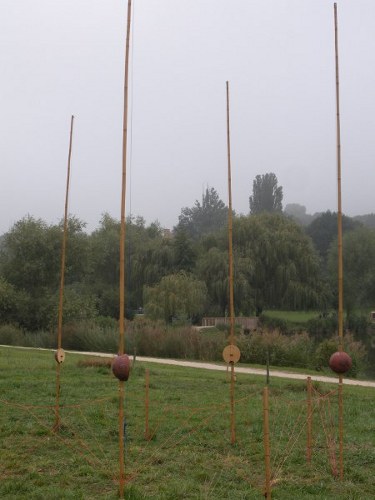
[[145, 368, 150, 440], [334, 3, 345, 480], [263, 386, 271, 499], [334, 2, 344, 352], [118, 1, 132, 497], [54, 115, 74, 432], [226, 81, 236, 444], [338, 375, 344, 479], [306, 376, 313, 464]]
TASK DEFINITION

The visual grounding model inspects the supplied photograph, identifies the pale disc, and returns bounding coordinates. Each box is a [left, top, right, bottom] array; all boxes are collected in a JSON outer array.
[[55, 348, 66, 364], [222, 345, 241, 364]]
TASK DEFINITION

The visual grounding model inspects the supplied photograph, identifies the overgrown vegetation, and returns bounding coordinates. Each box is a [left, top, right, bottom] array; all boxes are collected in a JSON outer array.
[[0, 316, 370, 378], [1, 347, 374, 499]]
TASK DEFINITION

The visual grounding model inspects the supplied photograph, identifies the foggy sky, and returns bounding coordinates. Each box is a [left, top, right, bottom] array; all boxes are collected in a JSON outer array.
[[1, 0, 375, 235]]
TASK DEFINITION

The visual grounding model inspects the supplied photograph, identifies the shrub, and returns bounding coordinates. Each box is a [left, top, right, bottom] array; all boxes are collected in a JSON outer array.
[[61, 320, 118, 353], [259, 315, 289, 334], [238, 329, 314, 368], [0, 324, 24, 345], [314, 333, 367, 377], [306, 314, 338, 340]]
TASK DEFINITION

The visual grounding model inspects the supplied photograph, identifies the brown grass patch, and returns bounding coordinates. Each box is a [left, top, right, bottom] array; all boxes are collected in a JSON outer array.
[[77, 357, 113, 368]]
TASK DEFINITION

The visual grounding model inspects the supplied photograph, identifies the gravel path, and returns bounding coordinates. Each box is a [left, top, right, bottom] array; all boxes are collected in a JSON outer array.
[[2, 345, 375, 388]]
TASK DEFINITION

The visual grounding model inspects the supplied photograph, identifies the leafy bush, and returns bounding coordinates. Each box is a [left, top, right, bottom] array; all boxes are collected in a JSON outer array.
[[238, 330, 314, 368], [61, 320, 118, 353], [259, 315, 289, 334], [313, 333, 367, 377], [305, 314, 338, 340], [0, 324, 24, 345]]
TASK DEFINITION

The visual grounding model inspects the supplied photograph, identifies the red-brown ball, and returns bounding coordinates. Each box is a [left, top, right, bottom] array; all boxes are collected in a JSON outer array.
[[329, 351, 352, 374], [112, 354, 131, 381]]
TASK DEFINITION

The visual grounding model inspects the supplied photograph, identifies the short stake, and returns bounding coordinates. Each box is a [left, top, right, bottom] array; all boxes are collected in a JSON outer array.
[[306, 376, 313, 464], [145, 368, 150, 440], [263, 386, 271, 499]]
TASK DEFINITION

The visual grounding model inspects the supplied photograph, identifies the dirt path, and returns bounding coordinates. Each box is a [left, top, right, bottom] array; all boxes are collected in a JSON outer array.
[[2, 344, 375, 388]]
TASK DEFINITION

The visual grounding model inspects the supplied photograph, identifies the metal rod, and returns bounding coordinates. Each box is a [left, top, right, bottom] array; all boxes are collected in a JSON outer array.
[[263, 386, 272, 499], [54, 114, 74, 432], [226, 81, 236, 444]]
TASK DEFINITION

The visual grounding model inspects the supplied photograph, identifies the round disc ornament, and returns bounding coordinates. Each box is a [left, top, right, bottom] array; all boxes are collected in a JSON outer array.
[[54, 348, 65, 364], [222, 345, 241, 364], [112, 354, 131, 381], [329, 351, 352, 374]]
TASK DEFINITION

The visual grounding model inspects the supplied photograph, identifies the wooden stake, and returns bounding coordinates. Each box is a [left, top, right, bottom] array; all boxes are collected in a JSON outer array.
[[145, 368, 150, 440], [54, 114, 74, 432], [263, 386, 272, 499], [338, 375, 344, 479], [334, 3, 345, 480], [226, 81, 236, 444], [306, 376, 313, 464]]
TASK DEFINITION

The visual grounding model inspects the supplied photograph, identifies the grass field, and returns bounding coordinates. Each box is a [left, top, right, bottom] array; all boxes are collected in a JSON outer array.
[[262, 310, 320, 324], [1, 346, 374, 499]]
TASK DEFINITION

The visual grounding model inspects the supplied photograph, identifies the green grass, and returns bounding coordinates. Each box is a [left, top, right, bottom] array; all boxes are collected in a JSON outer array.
[[1, 346, 374, 499], [263, 310, 320, 324]]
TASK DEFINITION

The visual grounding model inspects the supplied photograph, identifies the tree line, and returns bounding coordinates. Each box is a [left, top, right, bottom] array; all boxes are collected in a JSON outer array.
[[1, 174, 375, 332]]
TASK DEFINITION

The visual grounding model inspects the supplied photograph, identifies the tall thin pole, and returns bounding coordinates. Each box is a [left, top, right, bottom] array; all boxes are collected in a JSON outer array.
[[226, 81, 236, 444], [306, 376, 313, 464], [54, 114, 74, 431], [118, 1, 132, 497], [263, 386, 272, 499], [334, 2, 344, 353], [145, 368, 150, 440], [334, 3, 344, 480], [120, 0, 132, 357]]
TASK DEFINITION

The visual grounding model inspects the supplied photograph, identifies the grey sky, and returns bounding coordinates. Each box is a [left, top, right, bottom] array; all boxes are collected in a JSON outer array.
[[1, 0, 375, 234]]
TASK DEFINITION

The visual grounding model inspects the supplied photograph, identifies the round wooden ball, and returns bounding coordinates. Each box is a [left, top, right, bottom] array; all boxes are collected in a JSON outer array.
[[112, 354, 131, 381], [329, 351, 352, 374]]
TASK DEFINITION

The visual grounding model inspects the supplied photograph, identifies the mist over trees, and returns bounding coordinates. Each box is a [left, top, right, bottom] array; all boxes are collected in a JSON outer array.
[[284, 203, 315, 226], [306, 211, 362, 260], [176, 187, 229, 239], [0, 174, 375, 331]]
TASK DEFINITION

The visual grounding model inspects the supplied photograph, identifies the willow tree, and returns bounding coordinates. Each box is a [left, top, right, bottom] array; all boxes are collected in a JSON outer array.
[[196, 246, 253, 316], [143, 272, 207, 324], [89, 214, 175, 317], [0, 215, 89, 330], [328, 226, 375, 316], [233, 213, 327, 315], [196, 247, 229, 316]]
